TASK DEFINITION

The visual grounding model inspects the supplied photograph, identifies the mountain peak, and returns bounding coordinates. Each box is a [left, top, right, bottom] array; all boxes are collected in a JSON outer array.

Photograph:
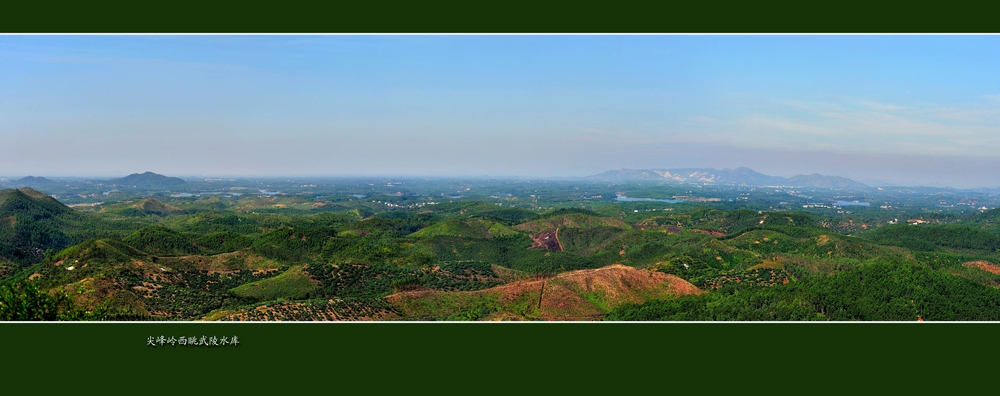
[[108, 172, 186, 188], [589, 167, 868, 188], [10, 176, 57, 188]]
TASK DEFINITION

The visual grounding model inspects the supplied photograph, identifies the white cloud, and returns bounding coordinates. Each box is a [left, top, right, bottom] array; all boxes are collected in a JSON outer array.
[[668, 96, 1000, 158]]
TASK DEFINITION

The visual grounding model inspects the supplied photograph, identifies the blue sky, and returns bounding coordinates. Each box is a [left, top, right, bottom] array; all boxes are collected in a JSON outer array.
[[2, 35, 1000, 187]]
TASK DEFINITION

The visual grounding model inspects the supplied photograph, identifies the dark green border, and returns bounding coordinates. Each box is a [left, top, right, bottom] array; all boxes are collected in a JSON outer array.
[[5, 1, 1000, 33], [3, 322, 995, 391], [5, 2, 999, 391]]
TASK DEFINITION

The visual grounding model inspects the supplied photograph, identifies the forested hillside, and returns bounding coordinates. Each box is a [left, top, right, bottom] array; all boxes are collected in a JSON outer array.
[[4, 182, 1000, 321]]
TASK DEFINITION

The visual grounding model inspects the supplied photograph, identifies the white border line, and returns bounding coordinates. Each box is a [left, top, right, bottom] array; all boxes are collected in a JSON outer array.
[[2, 33, 1000, 36], [4, 320, 1000, 324]]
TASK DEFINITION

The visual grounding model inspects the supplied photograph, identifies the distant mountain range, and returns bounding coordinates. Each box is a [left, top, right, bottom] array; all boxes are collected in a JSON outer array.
[[7, 176, 59, 188], [107, 172, 186, 188], [589, 167, 869, 189]]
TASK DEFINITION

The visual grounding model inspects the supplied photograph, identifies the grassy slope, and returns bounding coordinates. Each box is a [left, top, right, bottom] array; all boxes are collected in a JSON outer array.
[[229, 265, 318, 301], [409, 218, 518, 240]]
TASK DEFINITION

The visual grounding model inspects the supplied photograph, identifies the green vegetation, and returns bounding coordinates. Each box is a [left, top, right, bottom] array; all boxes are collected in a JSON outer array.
[[409, 218, 517, 239], [0, 281, 100, 320], [864, 224, 1000, 252], [123, 226, 203, 256], [230, 266, 318, 301], [107, 172, 186, 188], [0, 188, 142, 264], [610, 260, 1000, 321], [4, 176, 1000, 321]]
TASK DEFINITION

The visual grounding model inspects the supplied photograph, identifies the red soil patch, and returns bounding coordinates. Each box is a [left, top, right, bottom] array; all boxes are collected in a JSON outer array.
[[387, 264, 703, 321], [529, 228, 563, 251], [964, 261, 1000, 275], [691, 229, 726, 236]]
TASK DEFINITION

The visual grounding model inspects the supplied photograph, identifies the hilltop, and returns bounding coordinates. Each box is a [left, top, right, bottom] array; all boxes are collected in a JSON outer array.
[[590, 167, 868, 189], [107, 172, 186, 188], [0, 188, 72, 217], [409, 218, 518, 239], [512, 212, 630, 234], [0, 188, 78, 264], [0, 188, 142, 267], [386, 264, 703, 320]]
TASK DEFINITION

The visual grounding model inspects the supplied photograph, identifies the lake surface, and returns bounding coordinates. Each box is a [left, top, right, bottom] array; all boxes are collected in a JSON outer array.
[[615, 196, 685, 203], [170, 192, 242, 198], [834, 201, 870, 206]]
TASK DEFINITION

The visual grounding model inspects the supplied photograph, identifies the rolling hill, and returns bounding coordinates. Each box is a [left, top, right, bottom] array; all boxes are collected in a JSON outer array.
[[0, 188, 143, 267], [0, 188, 79, 264], [132, 198, 183, 216], [386, 264, 703, 320]]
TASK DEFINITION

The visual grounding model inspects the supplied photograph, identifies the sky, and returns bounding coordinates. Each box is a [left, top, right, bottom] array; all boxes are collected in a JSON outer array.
[[2, 35, 1000, 188]]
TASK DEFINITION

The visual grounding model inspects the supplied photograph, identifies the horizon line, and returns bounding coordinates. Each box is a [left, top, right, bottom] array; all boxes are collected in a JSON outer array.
[[3, 170, 1000, 191]]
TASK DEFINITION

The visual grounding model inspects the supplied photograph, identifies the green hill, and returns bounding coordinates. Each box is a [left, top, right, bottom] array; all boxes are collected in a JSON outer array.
[[513, 213, 631, 234], [122, 226, 203, 256], [863, 224, 1000, 252], [131, 198, 183, 216], [723, 229, 912, 261], [387, 264, 703, 320], [251, 227, 334, 263], [410, 218, 518, 240], [50, 238, 146, 268], [107, 172, 186, 188], [964, 208, 1000, 232], [229, 265, 318, 301], [10, 176, 59, 189], [608, 260, 1000, 321], [0, 188, 81, 265], [473, 208, 539, 226], [0, 187, 71, 213], [21, 238, 149, 295], [8, 186, 1000, 322]]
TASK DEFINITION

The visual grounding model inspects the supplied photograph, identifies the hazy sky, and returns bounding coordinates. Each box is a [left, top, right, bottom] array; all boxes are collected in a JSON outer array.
[[2, 35, 1000, 187]]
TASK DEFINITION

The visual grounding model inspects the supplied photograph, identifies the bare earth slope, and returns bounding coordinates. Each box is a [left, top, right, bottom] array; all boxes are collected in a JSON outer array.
[[386, 264, 702, 321]]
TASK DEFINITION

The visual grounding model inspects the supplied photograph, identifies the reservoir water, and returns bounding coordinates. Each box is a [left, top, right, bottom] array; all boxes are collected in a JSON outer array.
[[169, 192, 243, 198], [833, 201, 870, 206], [615, 196, 685, 203]]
